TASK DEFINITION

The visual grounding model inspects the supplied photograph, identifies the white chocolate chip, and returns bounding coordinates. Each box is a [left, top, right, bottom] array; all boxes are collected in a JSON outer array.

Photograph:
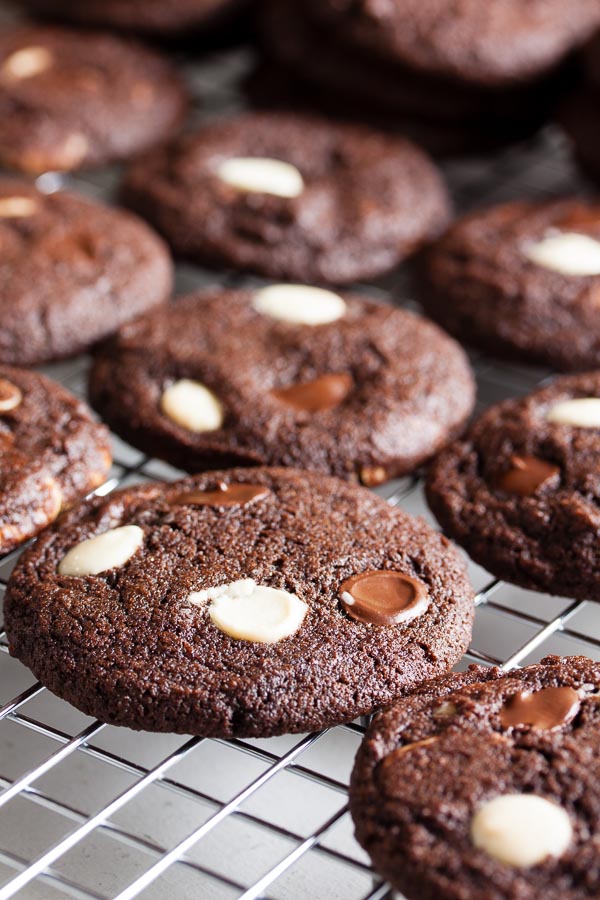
[[161, 379, 224, 433], [216, 157, 304, 198], [523, 232, 600, 277], [471, 794, 572, 867], [546, 397, 600, 427], [433, 701, 457, 719], [188, 578, 308, 643], [58, 525, 144, 576], [2, 46, 53, 80], [0, 196, 38, 218], [252, 284, 347, 325]]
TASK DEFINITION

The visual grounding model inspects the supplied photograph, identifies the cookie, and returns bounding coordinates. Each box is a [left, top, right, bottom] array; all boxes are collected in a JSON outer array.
[[3, 467, 474, 737], [89, 287, 475, 486], [17, 0, 248, 39], [243, 60, 544, 159], [418, 198, 600, 372], [0, 26, 187, 172], [350, 655, 600, 900], [0, 178, 173, 365], [0, 365, 111, 555], [426, 371, 600, 600], [305, 0, 600, 88], [259, 0, 570, 144], [121, 111, 450, 284]]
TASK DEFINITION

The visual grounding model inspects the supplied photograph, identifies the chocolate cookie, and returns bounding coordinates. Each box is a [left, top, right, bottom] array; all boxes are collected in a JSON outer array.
[[17, 0, 248, 39], [419, 198, 600, 372], [0, 26, 187, 172], [0, 365, 111, 555], [306, 0, 600, 88], [121, 112, 450, 284], [259, 0, 572, 145], [3, 468, 475, 737], [426, 371, 600, 600], [0, 178, 173, 365], [89, 287, 475, 486], [350, 655, 600, 900]]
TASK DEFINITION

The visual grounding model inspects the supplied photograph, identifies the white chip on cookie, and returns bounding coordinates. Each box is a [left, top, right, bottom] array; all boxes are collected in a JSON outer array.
[[252, 284, 347, 325], [524, 232, 600, 277], [546, 397, 600, 427], [471, 794, 572, 867], [58, 525, 144, 576], [216, 157, 304, 198], [2, 46, 53, 80], [0, 196, 38, 218], [161, 379, 224, 433], [188, 578, 308, 643]]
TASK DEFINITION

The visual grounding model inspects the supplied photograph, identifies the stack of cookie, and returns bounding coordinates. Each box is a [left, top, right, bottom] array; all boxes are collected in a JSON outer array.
[[257, 0, 600, 154]]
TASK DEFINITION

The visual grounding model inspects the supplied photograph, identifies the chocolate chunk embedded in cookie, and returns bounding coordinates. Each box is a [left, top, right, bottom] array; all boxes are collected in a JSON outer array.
[[121, 111, 450, 284], [0, 26, 187, 172], [0, 365, 111, 554], [0, 178, 173, 365], [89, 287, 475, 485], [426, 371, 600, 600], [351, 655, 600, 900], [419, 198, 600, 371], [4, 467, 474, 736]]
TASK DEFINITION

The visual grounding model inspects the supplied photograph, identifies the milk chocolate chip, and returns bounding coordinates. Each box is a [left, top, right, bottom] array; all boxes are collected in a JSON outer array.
[[500, 686, 580, 730], [171, 483, 270, 507], [273, 373, 352, 412], [496, 455, 560, 496], [340, 570, 429, 626]]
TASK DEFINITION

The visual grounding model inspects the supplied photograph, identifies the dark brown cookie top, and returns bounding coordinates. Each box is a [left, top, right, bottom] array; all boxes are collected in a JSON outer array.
[[121, 111, 450, 284], [419, 198, 600, 371], [0, 25, 188, 172], [89, 288, 475, 485], [426, 371, 600, 600], [4, 468, 475, 737], [0, 365, 111, 555], [15, 0, 244, 36], [351, 655, 600, 900], [306, 0, 600, 87], [0, 178, 173, 365]]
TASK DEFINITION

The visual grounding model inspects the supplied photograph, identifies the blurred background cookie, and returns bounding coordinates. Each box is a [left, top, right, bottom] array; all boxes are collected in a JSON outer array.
[[122, 111, 450, 283], [418, 198, 600, 371], [0, 25, 188, 172], [0, 178, 173, 364]]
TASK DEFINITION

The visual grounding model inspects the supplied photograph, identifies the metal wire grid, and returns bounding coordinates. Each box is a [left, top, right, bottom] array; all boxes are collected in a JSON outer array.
[[0, 19, 599, 900]]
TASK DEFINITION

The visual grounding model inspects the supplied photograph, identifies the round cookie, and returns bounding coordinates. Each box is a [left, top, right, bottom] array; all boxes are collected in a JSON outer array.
[[0, 365, 111, 555], [426, 371, 600, 600], [3, 468, 474, 737], [89, 287, 475, 486], [419, 198, 600, 372], [350, 655, 600, 900], [121, 112, 451, 284], [0, 178, 173, 365], [305, 0, 600, 87], [16, 0, 248, 39], [0, 26, 187, 172], [260, 0, 564, 126]]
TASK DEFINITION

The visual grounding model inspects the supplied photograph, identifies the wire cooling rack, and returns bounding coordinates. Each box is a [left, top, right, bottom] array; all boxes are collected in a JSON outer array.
[[1, 11, 600, 899]]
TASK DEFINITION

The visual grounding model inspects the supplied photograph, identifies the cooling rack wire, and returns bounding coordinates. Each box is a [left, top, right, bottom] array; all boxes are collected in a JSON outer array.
[[0, 18, 598, 900]]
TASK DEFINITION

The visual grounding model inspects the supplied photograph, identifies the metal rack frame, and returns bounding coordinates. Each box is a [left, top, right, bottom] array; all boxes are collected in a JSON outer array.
[[0, 22, 599, 900]]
